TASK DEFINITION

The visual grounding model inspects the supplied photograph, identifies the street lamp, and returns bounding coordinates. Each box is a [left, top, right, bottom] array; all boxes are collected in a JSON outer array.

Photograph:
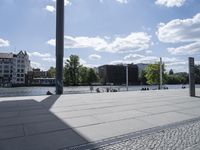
[[124, 64, 128, 91], [56, 0, 64, 95], [160, 57, 163, 90]]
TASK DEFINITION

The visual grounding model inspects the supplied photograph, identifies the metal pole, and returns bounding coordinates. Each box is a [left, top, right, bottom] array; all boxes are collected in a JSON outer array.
[[189, 57, 195, 97], [56, 0, 64, 95], [126, 65, 128, 91], [160, 57, 162, 90]]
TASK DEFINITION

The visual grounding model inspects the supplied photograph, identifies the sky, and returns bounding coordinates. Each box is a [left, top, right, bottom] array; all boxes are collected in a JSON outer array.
[[0, 0, 200, 72]]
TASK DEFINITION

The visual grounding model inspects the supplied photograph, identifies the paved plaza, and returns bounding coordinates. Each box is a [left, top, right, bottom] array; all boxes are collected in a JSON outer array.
[[0, 89, 200, 150]]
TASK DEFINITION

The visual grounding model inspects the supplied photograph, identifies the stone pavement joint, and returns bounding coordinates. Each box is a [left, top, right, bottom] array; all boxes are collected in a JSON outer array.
[[65, 116, 200, 150]]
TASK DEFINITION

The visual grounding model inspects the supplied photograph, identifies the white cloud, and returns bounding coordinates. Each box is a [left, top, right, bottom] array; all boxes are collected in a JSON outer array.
[[47, 32, 151, 53], [31, 61, 43, 69], [116, 0, 128, 4], [0, 38, 10, 47], [123, 54, 144, 60], [28, 52, 51, 58], [45, 5, 55, 12], [111, 54, 186, 72], [100, 0, 128, 4], [168, 42, 200, 55], [157, 13, 200, 43], [42, 57, 56, 62], [80, 58, 97, 68], [155, 0, 186, 7], [89, 54, 101, 60], [112, 54, 160, 64], [145, 50, 153, 54], [157, 13, 200, 55]]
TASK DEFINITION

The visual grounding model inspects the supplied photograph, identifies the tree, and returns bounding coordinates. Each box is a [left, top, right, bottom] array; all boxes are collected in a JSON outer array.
[[64, 55, 81, 85], [169, 69, 174, 75], [87, 68, 99, 84], [145, 62, 166, 89], [166, 74, 184, 84], [79, 66, 89, 85], [139, 70, 147, 85], [47, 67, 56, 78]]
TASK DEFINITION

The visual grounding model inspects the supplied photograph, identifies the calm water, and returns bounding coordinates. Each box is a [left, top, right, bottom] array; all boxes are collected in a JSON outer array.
[[0, 84, 200, 97]]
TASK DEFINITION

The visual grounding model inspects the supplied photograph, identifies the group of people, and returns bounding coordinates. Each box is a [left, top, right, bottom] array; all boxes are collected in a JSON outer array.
[[90, 86, 119, 93]]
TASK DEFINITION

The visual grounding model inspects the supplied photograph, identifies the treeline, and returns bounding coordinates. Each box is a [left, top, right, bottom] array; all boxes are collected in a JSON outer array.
[[47, 55, 99, 86], [47, 55, 200, 86], [139, 62, 200, 88]]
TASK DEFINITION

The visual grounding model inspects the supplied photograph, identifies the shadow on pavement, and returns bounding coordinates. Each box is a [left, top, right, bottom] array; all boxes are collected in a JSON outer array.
[[0, 95, 95, 150]]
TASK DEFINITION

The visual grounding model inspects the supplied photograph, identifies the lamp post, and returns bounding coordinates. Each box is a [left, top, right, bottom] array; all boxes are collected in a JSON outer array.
[[160, 57, 162, 90], [125, 64, 128, 91], [189, 57, 195, 97], [56, 0, 64, 95]]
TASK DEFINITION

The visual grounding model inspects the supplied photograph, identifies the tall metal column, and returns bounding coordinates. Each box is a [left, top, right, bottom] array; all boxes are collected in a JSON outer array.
[[56, 0, 64, 95], [160, 57, 163, 90], [189, 57, 195, 97]]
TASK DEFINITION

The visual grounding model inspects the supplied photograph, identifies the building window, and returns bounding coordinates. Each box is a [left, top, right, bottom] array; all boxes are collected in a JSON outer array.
[[21, 69, 24, 73], [4, 70, 9, 73], [17, 69, 20, 73], [17, 74, 20, 77], [4, 65, 9, 69], [21, 74, 24, 77]]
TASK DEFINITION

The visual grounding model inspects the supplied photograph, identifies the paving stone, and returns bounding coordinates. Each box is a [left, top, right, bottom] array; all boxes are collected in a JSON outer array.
[[138, 112, 194, 126], [75, 118, 155, 141], [0, 125, 24, 140], [0, 89, 200, 150], [0, 129, 89, 150], [66, 117, 200, 150], [94, 110, 147, 122]]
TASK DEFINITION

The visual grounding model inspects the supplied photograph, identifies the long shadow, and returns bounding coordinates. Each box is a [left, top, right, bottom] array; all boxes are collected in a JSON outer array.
[[0, 95, 96, 150]]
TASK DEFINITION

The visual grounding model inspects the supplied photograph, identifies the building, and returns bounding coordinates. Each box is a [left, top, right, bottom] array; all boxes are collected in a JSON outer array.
[[31, 78, 55, 86], [0, 51, 31, 86], [27, 68, 57, 86], [27, 68, 48, 85], [98, 64, 139, 85], [0, 53, 13, 86]]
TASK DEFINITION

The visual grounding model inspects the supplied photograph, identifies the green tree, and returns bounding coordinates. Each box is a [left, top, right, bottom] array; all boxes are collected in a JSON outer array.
[[139, 70, 147, 85], [64, 65, 71, 85], [87, 68, 99, 84], [64, 55, 81, 85], [145, 62, 166, 89], [47, 67, 56, 78], [79, 66, 89, 85], [166, 74, 183, 84]]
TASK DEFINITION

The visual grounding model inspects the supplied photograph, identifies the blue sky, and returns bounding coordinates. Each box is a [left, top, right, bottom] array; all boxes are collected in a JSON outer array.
[[0, 0, 200, 72]]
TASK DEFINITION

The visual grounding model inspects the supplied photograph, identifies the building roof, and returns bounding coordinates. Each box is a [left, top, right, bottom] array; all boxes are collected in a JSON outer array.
[[0, 53, 13, 59]]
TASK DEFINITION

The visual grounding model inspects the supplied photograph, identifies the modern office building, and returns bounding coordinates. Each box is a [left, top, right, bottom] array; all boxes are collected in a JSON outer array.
[[98, 64, 139, 85], [0, 51, 31, 86]]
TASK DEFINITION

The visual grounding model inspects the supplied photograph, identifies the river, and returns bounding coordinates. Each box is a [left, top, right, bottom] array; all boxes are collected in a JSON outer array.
[[0, 84, 200, 97]]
